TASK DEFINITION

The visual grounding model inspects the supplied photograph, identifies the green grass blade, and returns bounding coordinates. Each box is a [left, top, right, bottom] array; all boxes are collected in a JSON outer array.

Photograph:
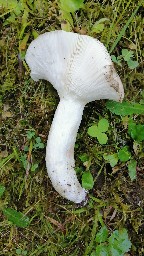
[[109, 2, 142, 53], [0, 152, 15, 168]]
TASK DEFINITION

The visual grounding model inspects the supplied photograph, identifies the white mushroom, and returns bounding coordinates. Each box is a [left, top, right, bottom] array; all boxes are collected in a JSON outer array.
[[25, 30, 124, 204]]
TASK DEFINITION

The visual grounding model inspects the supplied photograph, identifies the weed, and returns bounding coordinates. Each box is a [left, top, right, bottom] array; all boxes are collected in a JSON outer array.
[[104, 147, 137, 181], [3, 208, 30, 228], [19, 130, 45, 174], [0, 185, 30, 228], [106, 100, 144, 116], [111, 48, 139, 69], [1, 0, 143, 255], [91, 18, 110, 34], [85, 211, 132, 256], [82, 171, 94, 190], [93, 227, 132, 256], [59, 0, 84, 31], [16, 248, 28, 255], [88, 119, 109, 145]]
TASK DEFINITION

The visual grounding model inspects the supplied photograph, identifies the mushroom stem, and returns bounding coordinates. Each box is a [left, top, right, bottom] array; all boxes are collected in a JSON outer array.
[[46, 96, 87, 203]]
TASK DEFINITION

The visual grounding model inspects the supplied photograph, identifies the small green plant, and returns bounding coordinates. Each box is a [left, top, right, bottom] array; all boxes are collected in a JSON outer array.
[[59, 0, 84, 31], [16, 248, 28, 255], [60, 0, 84, 13], [91, 226, 132, 256], [0, 185, 30, 228], [88, 212, 132, 256], [3, 208, 30, 228], [82, 171, 94, 190], [111, 49, 139, 69], [79, 125, 110, 190], [20, 130, 45, 173], [118, 146, 131, 162], [78, 153, 94, 190], [91, 18, 109, 34], [104, 146, 137, 181], [26, 130, 45, 149], [88, 119, 109, 145], [104, 99, 144, 180], [106, 100, 144, 116], [128, 119, 144, 142]]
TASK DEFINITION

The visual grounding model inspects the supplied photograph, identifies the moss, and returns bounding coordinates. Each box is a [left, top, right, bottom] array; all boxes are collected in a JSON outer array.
[[0, 0, 143, 255]]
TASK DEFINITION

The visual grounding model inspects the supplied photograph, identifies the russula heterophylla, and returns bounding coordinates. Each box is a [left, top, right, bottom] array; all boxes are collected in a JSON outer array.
[[25, 30, 124, 204]]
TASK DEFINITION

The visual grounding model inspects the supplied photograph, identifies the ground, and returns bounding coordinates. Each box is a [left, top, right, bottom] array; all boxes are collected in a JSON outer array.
[[0, 0, 144, 255]]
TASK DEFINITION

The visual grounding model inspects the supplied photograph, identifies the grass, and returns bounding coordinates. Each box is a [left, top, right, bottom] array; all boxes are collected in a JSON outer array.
[[0, 0, 144, 255]]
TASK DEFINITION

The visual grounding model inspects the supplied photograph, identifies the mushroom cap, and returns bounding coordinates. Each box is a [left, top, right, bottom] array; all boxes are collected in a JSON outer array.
[[25, 30, 124, 103]]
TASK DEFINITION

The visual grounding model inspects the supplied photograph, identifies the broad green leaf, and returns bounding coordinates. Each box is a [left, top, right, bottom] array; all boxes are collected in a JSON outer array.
[[24, 145, 29, 152], [16, 248, 22, 255], [88, 125, 99, 137], [34, 143, 44, 149], [16, 249, 27, 255], [108, 246, 122, 256], [82, 171, 94, 190], [35, 137, 41, 143], [31, 163, 38, 172], [111, 55, 122, 66], [128, 120, 144, 142], [97, 132, 108, 145], [0, 185, 5, 197], [106, 101, 144, 116], [61, 11, 73, 25], [127, 59, 139, 69], [79, 153, 89, 163], [61, 20, 72, 32], [95, 226, 109, 243], [128, 159, 137, 181], [92, 18, 109, 33], [20, 154, 28, 170], [88, 120, 109, 144], [98, 119, 109, 132], [91, 23, 104, 33], [33, 137, 45, 149], [60, 0, 84, 13], [26, 130, 35, 139], [122, 49, 133, 61], [118, 146, 131, 162], [111, 55, 117, 63], [103, 153, 118, 167], [95, 244, 109, 256], [3, 208, 30, 228], [108, 229, 132, 255]]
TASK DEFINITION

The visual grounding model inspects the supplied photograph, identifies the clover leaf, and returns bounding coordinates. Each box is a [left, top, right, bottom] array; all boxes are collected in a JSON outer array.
[[88, 119, 109, 145]]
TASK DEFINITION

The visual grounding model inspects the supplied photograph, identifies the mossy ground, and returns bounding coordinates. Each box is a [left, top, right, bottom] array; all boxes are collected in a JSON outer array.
[[0, 0, 144, 255]]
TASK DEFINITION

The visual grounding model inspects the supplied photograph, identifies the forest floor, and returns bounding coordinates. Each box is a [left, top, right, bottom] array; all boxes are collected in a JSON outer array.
[[0, 1, 144, 255]]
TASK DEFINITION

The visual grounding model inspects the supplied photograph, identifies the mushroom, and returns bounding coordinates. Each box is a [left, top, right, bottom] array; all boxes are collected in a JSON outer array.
[[25, 30, 124, 204]]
